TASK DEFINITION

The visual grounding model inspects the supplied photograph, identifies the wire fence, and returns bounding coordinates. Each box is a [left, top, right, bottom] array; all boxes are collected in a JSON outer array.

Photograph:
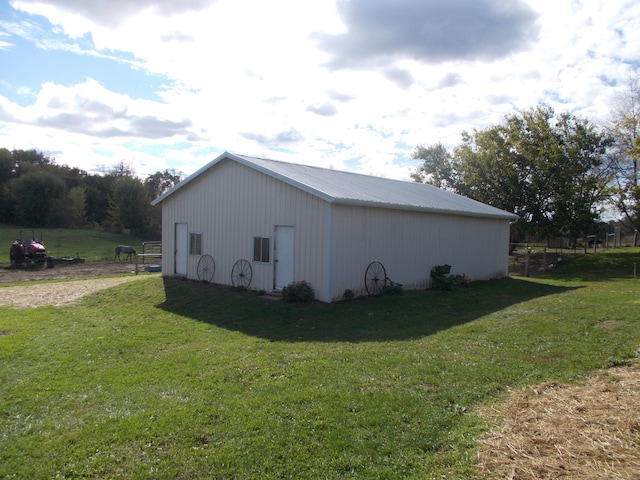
[[508, 244, 580, 277], [508, 227, 638, 277]]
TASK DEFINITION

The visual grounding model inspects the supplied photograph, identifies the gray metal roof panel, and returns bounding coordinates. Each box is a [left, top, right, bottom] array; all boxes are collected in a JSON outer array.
[[152, 151, 518, 220], [233, 153, 518, 220]]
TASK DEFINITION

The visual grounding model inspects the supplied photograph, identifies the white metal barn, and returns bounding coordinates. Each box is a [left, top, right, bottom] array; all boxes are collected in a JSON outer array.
[[151, 151, 518, 302]]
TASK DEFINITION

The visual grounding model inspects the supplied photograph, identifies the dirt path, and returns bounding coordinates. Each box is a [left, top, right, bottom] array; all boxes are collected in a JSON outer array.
[[0, 275, 146, 308], [0, 261, 151, 308], [0, 261, 139, 283]]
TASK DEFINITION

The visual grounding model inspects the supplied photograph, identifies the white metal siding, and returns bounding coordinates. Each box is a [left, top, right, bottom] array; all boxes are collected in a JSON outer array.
[[160, 159, 331, 299], [329, 204, 510, 301], [159, 157, 511, 303]]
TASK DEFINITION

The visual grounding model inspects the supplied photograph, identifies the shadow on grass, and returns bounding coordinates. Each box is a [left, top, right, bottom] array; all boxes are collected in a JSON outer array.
[[158, 276, 579, 343]]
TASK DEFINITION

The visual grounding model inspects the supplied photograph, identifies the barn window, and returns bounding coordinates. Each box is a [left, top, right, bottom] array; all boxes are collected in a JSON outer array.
[[253, 237, 270, 263], [190, 233, 202, 255]]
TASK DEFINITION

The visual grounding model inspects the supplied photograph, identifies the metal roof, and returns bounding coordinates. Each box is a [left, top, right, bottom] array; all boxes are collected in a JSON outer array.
[[152, 151, 518, 220]]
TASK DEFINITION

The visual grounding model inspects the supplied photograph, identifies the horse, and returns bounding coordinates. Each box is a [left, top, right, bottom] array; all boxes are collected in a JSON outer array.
[[114, 245, 137, 261]]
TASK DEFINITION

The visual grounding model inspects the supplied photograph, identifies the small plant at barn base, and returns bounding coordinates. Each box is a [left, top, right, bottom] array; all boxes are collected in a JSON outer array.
[[383, 279, 404, 296], [430, 264, 468, 291], [282, 280, 315, 303], [343, 289, 355, 301]]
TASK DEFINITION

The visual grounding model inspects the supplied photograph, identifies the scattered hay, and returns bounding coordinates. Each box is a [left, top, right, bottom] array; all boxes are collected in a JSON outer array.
[[477, 363, 640, 479]]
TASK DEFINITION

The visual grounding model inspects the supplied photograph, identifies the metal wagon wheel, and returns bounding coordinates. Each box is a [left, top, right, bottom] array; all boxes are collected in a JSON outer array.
[[364, 261, 387, 295], [196, 254, 215, 282], [231, 259, 252, 288]]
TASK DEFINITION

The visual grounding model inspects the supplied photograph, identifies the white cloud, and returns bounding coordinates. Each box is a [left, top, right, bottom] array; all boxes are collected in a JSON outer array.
[[1, 0, 639, 182], [11, 0, 219, 30]]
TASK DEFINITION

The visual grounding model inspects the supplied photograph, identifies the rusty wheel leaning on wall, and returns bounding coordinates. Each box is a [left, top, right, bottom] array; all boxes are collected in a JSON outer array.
[[365, 261, 387, 295], [197, 254, 215, 282], [231, 259, 252, 288]]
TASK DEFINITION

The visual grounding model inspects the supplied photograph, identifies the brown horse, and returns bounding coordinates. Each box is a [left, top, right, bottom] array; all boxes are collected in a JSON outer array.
[[114, 245, 136, 261]]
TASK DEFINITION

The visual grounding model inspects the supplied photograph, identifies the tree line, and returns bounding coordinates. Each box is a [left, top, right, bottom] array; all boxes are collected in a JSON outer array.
[[2, 78, 638, 244], [0, 148, 182, 239], [412, 82, 640, 245]]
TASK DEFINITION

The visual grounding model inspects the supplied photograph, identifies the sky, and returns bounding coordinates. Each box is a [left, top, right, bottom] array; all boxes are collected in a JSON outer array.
[[0, 0, 638, 181]]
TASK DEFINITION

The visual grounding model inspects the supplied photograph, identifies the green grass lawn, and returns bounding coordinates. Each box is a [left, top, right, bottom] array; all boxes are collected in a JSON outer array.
[[0, 224, 149, 263], [1, 248, 639, 479]]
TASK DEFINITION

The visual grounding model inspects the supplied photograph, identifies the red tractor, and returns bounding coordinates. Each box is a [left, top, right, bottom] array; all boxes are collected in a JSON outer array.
[[9, 231, 54, 268]]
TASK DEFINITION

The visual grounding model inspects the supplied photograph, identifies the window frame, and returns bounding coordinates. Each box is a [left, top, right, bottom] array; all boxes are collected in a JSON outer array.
[[189, 233, 202, 255], [253, 236, 270, 263]]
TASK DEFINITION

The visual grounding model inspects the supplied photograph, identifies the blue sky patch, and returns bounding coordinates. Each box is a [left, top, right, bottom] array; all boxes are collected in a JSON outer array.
[[0, 12, 167, 105]]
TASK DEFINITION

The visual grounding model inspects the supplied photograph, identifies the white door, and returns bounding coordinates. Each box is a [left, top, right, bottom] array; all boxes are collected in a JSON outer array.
[[174, 223, 187, 275], [274, 226, 294, 290]]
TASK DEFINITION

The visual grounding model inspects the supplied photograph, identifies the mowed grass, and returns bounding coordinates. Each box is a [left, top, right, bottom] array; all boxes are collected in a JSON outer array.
[[1, 249, 639, 479], [0, 224, 148, 263]]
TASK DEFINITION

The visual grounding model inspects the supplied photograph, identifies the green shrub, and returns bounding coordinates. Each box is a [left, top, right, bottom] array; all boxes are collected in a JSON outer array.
[[343, 289, 355, 301], [383, 280, 404, 296], [282, 280, 315, 303], [430, 264, 467, 291]]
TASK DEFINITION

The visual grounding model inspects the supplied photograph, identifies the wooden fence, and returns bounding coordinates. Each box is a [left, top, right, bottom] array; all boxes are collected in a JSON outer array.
[[140, 241, 162, 264]]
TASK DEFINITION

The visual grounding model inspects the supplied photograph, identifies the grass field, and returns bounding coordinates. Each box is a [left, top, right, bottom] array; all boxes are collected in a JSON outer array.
[[0, 248, 639, 478], [0, 224, 149, 263]]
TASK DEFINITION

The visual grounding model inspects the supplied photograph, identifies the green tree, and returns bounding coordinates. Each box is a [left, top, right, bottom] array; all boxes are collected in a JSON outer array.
[[84, 174, 114, 225], [108, 176, 148, 233], [143, 169, 183, 239], [453, 127, 524, 217], [551, 111, 614, 241], [410, 143, 456, 190], [10, 148, 53, 176], [7, 170, 66, 226], [88, 161, 136, 227], [412, 105, 613, 243], [0, 148, 54, 223], [101, 160, 136, 178], [0, 148, 13, 181], [68, 186, 87, 226], [608, 74, 640, 229], [0, 148, 15, 222], [144, 169, 183, 199]]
